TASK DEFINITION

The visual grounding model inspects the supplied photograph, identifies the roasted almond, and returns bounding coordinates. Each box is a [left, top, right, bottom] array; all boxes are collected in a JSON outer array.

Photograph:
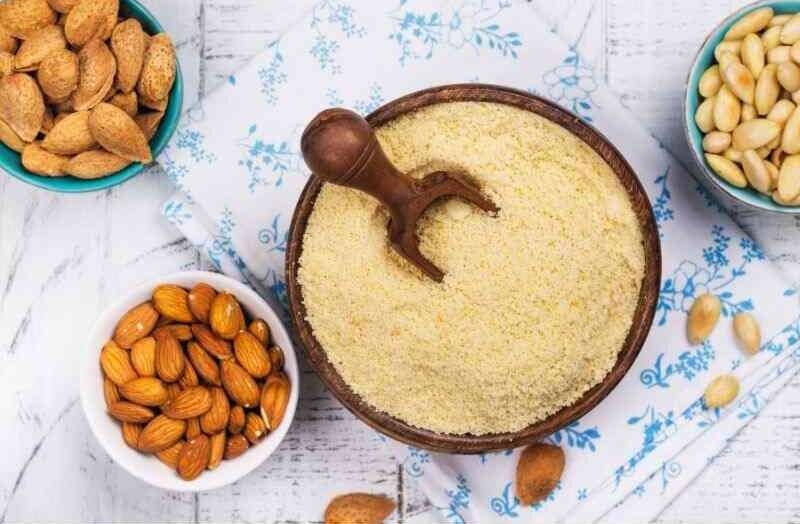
[[220, 359, 260, 407], [248, 319, 270, 346], [267, 345, 285, 371], [162, 386, 212, 419], [156, 440, 184, 469], [64, 0, 117, 47], [210, 292, 245, 340], [260, 372, 290, 430], [64, 148, 130, 178], [21, 141, 67, 176], [178, 360, 199, 388], [110, 17, 146, 93], [113, 301, 158, 348], [130, 336, 156, 376], [137, 33, 175, 103], [177, 434, 210, 481], [191, 323, 233, 359], [187, 341, 221, 386], [108, 401, 154, 424], [324, 493, 396, 524], [516, 443, 565, 506], [188, 283, 216, 323], [154, 329, 185, 383], [200, 386, 230, 434], [158, 323, 193, 341], [207, 432, 225, 470], [152, 284, 193, 322], [223, 433, 249, 460], [100, 339, 137, 385], [0, 0, 57, 39], [227, 405, 245, 434], [234, 331, 271, 378], [88, 102, 151, 162], [102, 376, 120, 407], [121, 422, 142, 450], [138, 414, 186, 453], [687, 293, 721, 344], [0, 73, 44, 142], [118, 376, 168, 406], [243, 412, 267, 444], [72, 38, 115, 111]]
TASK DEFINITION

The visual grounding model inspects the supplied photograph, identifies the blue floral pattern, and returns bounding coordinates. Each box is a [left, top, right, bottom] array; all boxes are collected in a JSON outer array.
[[640, 341, 715, 389], [402, 446, 431, 478], [614, 407, 676, 489], [438, 474, 471, 524], [652, 168, 674, 235], [544, 421, 601, 452], [207, 207, 246, 272], [542, 46, 597, 121], [258, 215, 288, 254], [310, 0, 366, 74], [257, 40, 286, 105], [162, 128, 216, 191], [236, 124, 300, 192]]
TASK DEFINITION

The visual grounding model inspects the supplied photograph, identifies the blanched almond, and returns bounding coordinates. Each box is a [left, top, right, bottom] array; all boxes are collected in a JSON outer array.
[[781, 13, 800, 44], [782, 106, 800, 153], [777, 61, 800, 92], [0, 73, 44, 142], [64, 149, 130, 178], [726, 7, 773, 41], [41, 110, 95, 154], [723, 62, 755, 104], [704, 374, 740, 408], [771, 14, 792, 27], [695, 96, 716, 133], [763, 26, 782, 51], [724, 147, 743, 163], [742, 150, 772, 194], [714, 85, 741, 132], [706, 153, 747, 187], [732, 118, 780, 150], [0, 0, 56, 39], [72, 38, 115, 111], [767, 98, 795, 124], [768, 45, 791, 63], [741, 33, 765, 78], [733, 313, 761, 354], [715, 41, 741, 62], [741, 104, 756, 122], [88, 102, 151, 163], [755, 63, 780, 115], [778, 154, 800, 200], [687, 293, 721, 344], [772, 188, 800, 205], [765, 159, 780, 186], [21, 141, 67, 175], [718, 51, 740, 71], [699, 65, 722, 98]]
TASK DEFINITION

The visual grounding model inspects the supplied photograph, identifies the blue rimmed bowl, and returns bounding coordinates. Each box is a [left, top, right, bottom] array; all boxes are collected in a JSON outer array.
[[685, 0, 800, 213], [0, 0, 183, 193]]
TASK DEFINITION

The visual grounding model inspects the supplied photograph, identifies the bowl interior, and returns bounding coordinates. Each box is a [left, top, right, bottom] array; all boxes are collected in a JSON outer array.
[[286, 84, 661, 453], [80, 271, 299, 491], [685, 1, 800, 213], [0, 0, 183, 193]]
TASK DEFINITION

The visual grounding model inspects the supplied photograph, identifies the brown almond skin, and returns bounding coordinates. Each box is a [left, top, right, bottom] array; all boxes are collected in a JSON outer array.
[[162, 386, 212, 419], [209, 292, 245, 340], [130, 336, 156, 376], [177, 434, 210, 481], [154, 330, 185, 383], [243, 412, 267, 444], [108, 401, 154, 424], [248, 319, 270, 346], [233, 331, 271, 378], [152, 284, 194, 322], [191, 323, 233, 359], [89, 102, 152, 162], [188, 283, 216, 323], [165, 382, 181, 402], [260, 372, 290, 430], [14, 25, 65, 71], [516, 443, 565, 506], [0, 0, 57, 39], [223, 433, 249, 460], [110, 18, 146, 93], [158, 323, 192, 342], [64, 149, 130, 178], [324, 493, 396, 524], [121, 422, 142, 450], [220, 359, 260, 408], [37, 48, 77, 101], [0, 73, 44, 142], [138, 414, 186, 453], [207, 432, 225, 470], [156, 440, 184, 469], [178, 360, 200, 389], [187, 341, 221, 386], [200, 387, 230, 434], [227, 405, 245, 434], [268, 345, 285, 371], [138, 33, 175, 103], [113, 301, 158, 348], [21, 141, 68, 176], [72, 38, 115, 111], [41, 110, 95, 154], [185, 417, 202, 440], [100, 339, 137, 385], [102, 376, 120, 407], [118, 377, 168, 407]]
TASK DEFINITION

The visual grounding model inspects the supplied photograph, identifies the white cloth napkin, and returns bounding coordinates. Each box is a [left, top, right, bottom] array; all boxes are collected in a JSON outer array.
[[159, 1, 800, 521]]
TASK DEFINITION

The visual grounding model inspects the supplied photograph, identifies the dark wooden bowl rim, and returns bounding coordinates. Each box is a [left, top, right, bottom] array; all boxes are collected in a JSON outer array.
[[286, 83, 662, 454]]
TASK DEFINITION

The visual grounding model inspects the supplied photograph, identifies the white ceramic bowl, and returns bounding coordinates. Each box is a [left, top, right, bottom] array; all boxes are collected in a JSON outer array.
[[80, 271, 299, 491]]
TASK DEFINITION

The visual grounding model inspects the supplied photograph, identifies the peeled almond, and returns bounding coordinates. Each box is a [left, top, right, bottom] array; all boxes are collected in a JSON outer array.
[[702, 131, 731, 153], [762, 26, 782, 51], [714, 85, 741, 132], [778, 154, 800, 200], [771, 14, 792, 27], [718, 51, 740, 72], [138, 33, 175, 104], [64, 0, 118, 47], [41, 110, 95, 154], [110, 18, 146, 93], [695, 96, 716, 133], [732, 118, 780, 150], [767, 45, 791, 63], [741, 104, 756, 122], [742, 149, 772, 194], [725, 7, 773, 41], [704, 374, 740, 408], [771, 147, 785, 167], [766, 98, 795, 123], [0, 0, 56, 39], [687, 293, 722, 344], [765, 159, 780, 186], [699, 65, 722, 98], [706, 153, 747, 187], [724, 148, 744, 163], [36, 48, 77, 102], [88, 102, 151, 163], [777, 61, 800, 92], [741, 33, 765, 78], [14, 25, 65, 72], [723, 62, 755, 104], [755, 64, 780, 115], [782, 106, 800, 153], [733, 313, 761, 354], [781, 13, 800, 44], [0, 73, 44, 142], [21, 141, 67, 176], [772, 188, 800, 205], [0, 118, 26, 152], [63, 149, 130, 178], [72, 38, 116, 111], [715, 41, 741, 62]]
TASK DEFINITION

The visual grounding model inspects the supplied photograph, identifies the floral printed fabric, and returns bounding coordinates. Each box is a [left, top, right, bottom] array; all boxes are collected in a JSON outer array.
[[159, 1, 800, 522]]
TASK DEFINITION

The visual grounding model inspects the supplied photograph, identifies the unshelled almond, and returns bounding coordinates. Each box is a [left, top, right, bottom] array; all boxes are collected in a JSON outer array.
[[221, 359, 260, 407], [40, 109, 94, 154], [223, 433, 249, 460], [135, 110, 163, 141], [14, 25, 65, 72], [108, 90, 137, 117], [0, 26, 16, 54], [64, 0, 117, 47], [687, 293, 721, 344], [178, 360, 199, 388], [725, 7, 773, 41], [200, 386, 230, 434], [108, 401, 154, 424], [37, 48, 78, 102], [72, 38, 115, 111], [243, 412, 267, 444], [154, 329, 185, 383], [113, 301, 158, 348], [156, 440, 184, 469], [188, 283, 216, 323], [138, 33, 175, 103], [187, 341, 221, 386], [21, 141, 68, 176], [0, 0, 56, 39], [210, 292, 245, 340], [0, 118, 25, 152], [110, 18, 146, 93], [177, 434, 210, 481], [733, 312, 761, 354], [138, 414, 186, 453], [0, 73, 45, 142], [208, 432, 225, 470], [516, 443, 565, 506], [192, 323, 233, 359], [47, 0, 79, 14], [227, 405, 245, 434], [324, 493, 396, 524], [260, 372, 290, 430], [103, 376, 120, 407], [89, 102, 151, 162], [100, 339, 137, 385], [248, 319, 270, 346], [64, 148, 130, 178], [162, 386, 212, 419], [233, 331, 271, 378], [130, 337, 156, 376], [121, 422, 142, 450], [118, 377, 168, 407], [704, 374, 740, 408]]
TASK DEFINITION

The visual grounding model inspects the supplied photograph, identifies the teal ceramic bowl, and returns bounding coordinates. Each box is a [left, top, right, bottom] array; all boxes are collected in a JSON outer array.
[[0, 0, 183, 193], [685, 0, 800, 213]]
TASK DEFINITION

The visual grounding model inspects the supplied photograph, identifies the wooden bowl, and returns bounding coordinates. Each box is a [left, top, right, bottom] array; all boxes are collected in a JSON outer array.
[[286, 84, 661, 453]]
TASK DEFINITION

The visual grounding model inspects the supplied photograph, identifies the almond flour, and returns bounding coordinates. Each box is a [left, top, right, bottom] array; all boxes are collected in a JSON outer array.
[[298, 101, 645, 435]]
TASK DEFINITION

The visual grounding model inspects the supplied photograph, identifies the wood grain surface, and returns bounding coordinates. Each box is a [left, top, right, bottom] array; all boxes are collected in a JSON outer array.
[[0, 1, 799, 523]]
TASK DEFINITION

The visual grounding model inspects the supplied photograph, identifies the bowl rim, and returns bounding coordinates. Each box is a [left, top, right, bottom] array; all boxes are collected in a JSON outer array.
[[286, 83, 662, 453], [1, 0, 184, 194], [683, 0, 800, 215], [79, 270, 300, 492]]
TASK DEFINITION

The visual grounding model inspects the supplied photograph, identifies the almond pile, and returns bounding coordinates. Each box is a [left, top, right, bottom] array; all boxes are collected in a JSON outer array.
[[101, 282, 291, 481], [0, 0, 176, 179]]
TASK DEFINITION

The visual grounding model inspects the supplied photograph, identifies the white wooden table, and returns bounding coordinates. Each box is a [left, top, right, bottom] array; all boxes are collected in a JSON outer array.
[[1, 1, 799, 522]]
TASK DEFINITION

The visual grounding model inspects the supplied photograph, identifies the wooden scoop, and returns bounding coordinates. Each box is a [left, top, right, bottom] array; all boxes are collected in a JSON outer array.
[[300, 108, 499, 282]]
